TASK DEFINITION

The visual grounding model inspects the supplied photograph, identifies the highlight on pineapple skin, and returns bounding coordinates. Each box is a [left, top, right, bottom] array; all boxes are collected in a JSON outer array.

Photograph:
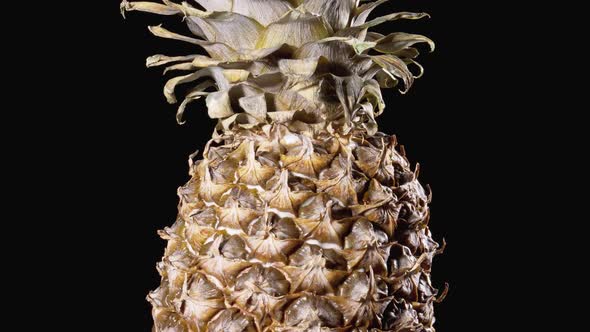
[[121, 1, 445, 331]]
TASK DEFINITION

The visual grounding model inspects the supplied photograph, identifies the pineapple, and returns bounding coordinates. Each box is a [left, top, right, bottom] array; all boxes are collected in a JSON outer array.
[[121, 1, 446, 331]]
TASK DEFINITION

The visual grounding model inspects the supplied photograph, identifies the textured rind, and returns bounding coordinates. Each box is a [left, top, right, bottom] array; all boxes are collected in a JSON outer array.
[[147, 124, 442, 332]]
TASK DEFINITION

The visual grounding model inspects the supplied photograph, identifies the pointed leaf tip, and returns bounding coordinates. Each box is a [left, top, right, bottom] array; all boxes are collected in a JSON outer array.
[[120, 0, 128, 18]]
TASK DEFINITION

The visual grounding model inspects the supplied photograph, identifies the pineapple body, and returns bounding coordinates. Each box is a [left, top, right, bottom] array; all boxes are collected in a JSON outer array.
[[121, 1, 443, 330], [149, 124, 439, 331]]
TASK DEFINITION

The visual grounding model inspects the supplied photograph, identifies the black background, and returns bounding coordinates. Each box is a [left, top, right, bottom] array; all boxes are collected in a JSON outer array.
[[45, 1, 521, 331]]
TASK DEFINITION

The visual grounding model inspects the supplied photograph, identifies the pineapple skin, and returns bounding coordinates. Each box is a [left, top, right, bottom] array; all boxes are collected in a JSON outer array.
[[148, 124, 441, 332]]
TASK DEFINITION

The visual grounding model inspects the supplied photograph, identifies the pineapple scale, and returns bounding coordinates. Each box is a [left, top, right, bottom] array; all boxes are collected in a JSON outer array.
[[148, 124, 442, 332]]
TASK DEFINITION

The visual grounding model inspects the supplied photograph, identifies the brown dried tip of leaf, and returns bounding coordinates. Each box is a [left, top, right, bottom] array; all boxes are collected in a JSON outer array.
[[435, 282, 449, 303], [435, 238, 447, 255]]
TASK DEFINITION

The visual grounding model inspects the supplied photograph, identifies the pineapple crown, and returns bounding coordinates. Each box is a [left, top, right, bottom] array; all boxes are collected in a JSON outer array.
[[121, 0, 433, 135]]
